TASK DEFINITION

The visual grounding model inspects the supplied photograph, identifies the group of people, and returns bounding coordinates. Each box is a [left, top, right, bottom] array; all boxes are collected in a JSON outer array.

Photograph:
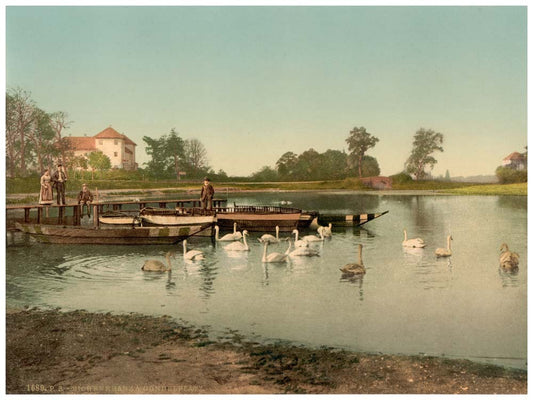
[[39, 163, 94, 217], [39, 166, 215, 217]]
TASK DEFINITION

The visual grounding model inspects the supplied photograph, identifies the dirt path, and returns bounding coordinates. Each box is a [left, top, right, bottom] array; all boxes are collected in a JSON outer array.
[[6, 308, 526, 395]]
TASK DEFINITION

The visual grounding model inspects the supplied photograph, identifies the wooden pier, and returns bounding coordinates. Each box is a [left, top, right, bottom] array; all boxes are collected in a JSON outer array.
[[6, 198, 227, 229]]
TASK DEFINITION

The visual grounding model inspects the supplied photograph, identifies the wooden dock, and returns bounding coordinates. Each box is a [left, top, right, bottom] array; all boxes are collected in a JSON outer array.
[[6, 198, 227, 229]]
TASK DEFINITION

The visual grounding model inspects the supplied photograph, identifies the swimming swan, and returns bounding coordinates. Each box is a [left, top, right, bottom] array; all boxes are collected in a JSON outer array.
[[291, 229, 309, 248], [303, 226, 325, 242], [340, 244, 366, 276], [215, 224, 241, 241], [499, 243, 519, 271], [289, 242, 320, 257], [435, 235, 453, 257], [259, 226, 281, 244], [142, 251, 174, 272], [182, 240, 204, 261], [402, 229, 426, 248], [224, 230, 250, 251], [317, 223, 333, 237], [261, 241, 290, 263]]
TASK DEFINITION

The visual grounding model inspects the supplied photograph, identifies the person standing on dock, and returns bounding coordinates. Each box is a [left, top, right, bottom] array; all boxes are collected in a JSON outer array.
[[52, 163, 68, 205], [200, 177, 215, 211], [39, 168, 54, 205], [77, 183, 94, 217]]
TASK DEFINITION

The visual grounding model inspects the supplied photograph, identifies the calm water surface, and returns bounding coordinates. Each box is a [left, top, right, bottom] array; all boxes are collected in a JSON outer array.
[[6, 192, 527, 369]]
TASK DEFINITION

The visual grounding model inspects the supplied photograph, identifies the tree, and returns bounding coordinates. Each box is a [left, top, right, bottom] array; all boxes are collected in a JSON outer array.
[[345, 126, 379, 178], [183, 138, 210, 178], [251, 166, 278, 181], [348, 155, 381, 178], [48, 111, 73, 164], [143, 129, 188, 179], [319, 150, 348, 180], [88, 151, 111, 179], [276, 151, 298, 180], [6, 88, 36, 176], [404, 128, 444, 180], [25, 108, 57, 173]]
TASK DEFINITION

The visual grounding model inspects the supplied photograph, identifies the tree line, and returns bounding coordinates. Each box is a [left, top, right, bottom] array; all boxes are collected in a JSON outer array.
[[7, 87, 452, 182]]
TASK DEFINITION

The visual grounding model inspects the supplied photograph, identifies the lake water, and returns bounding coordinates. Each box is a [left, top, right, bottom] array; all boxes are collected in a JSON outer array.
[[6, 191, 527, 369]]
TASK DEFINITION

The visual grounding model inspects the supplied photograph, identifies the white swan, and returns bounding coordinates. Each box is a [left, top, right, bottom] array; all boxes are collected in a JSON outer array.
[[340, 244, 366, 276], [499, 243, 519, 270], [259, 226, 280, 244], [402, 229, 426, 248], [215, 225, 241, 241], [182, 240, 204, 261], [291, 229, 309, 248], [289, 241, 320, 257], [435, 235, 453, 257], [261, 240, 290, 263], [320, 223, 333, 237], [303, 226, 325, 242], [142, 251, 174, 272], [224, 230, 250, 251]]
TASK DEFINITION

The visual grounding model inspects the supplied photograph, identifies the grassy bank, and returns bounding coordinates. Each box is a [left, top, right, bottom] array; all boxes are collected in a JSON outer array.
[[5, 177, 526, 204]]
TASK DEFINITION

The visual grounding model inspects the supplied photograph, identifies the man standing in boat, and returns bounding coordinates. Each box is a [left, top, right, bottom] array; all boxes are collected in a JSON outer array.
[[200, 177, 215, 211], [77, 183, 94, 217], [52, 162, 68, 205]]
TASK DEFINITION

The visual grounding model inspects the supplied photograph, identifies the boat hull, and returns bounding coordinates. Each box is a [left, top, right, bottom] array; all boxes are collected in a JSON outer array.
[[216, 212, 301, 232], [141, 214, 215, 226], [14, 222, 212, 245]]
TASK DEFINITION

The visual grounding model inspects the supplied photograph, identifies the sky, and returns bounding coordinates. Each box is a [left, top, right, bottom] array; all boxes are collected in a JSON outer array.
[[5, 4, 528, 178]]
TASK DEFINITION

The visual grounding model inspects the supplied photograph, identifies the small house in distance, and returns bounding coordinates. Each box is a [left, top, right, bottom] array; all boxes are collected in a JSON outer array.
[[502, 152, 526, 171], [66, 127, 137, 170]]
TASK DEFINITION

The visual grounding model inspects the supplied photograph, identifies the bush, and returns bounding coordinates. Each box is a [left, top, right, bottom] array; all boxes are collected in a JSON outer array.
[[389, 172, 413, 185], [495, 167, 527, 184]]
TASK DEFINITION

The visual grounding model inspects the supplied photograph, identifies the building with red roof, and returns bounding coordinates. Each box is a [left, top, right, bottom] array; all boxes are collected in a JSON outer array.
[[66, 127, 137, 170], [502, 152, 526, 171]]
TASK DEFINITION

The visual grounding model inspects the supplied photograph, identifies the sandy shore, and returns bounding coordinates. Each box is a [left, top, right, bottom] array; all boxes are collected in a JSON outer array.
[[5, 308, 526, 395]]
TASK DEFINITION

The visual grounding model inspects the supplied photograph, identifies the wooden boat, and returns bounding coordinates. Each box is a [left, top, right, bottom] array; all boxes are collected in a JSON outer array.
[[99, 210, 140, 226], [140, 207, 215, 226], [14, 221, 213, 245], [215, 205, 302, 232], [311, 210, 389, 227]]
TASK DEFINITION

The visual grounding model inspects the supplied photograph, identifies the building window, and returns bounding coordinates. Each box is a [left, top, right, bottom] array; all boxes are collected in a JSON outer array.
[[98, 140, 103, 145], [114, 140, 118, 145], [114, 152, 118, 157]]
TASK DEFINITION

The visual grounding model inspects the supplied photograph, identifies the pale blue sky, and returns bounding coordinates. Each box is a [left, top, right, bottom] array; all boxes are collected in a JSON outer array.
[[6, 6, 527, 177]]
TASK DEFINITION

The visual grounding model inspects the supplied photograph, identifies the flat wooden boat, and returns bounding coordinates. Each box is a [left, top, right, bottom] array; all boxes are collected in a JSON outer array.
[[99, 210, 140, 226], [14, 221, 212, 245], [140, 207, 215, 226], [215, 205, 302, 232], [313, 210, 389, 227]]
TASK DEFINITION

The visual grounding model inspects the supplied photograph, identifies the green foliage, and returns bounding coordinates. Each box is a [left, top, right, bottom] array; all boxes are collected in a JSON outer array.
[[390, 172, 414, 184], [250, 166, 279, 182], [347, 155, 380, 178], [345, 126, 379, 177], [88, 151, 111, 172], [495, 166, 527, 184], [404, 128, 444, 180]]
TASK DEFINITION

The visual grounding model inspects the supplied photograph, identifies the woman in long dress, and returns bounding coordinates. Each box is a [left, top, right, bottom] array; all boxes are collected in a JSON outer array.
[[39, 169, 54, 205]]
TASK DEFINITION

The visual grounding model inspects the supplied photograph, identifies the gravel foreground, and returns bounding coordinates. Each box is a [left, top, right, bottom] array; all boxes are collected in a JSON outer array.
[[5, 308, 527, 395]]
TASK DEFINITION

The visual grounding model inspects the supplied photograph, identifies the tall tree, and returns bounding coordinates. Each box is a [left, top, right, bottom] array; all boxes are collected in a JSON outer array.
[[404, 128, 444, 180], [165, 129, 185, 180], [6, 88, 36, 176], [276, 151, 298, 180], [25, 108, 57, 173], [183, 138, 209, 177], [49, 111, 73, 164], [345, 126, 379, 178]]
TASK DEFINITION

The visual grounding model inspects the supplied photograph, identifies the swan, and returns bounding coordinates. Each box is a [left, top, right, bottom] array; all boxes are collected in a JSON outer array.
[[224, 230, 250, 251], [289, 241, 320, 257], [435, 235, 453, 257], [142, 251, 174, 272], [303, 226, 325, 242], [340, 244, 366, 276], [215, 225, 241, 241], [261, 240, 290, 263], [499, 243, 519, 270], [182, 240, 204, 261], [402, 229, 426, 248], [291, 229, 309, 248], [259, 226, 280, 244], [320, 223, 333, 237]]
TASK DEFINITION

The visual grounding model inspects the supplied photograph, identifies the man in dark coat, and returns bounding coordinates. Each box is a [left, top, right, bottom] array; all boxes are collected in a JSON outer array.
[[200, 177, 215, 210], [52, 163, 68, 205]]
